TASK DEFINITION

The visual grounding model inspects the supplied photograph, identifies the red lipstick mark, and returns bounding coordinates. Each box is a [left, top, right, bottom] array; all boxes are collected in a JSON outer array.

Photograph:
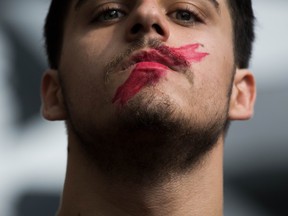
[[112, 43, 208, 106], [112, 62, 168, 106], [170, 43, 209, 63]]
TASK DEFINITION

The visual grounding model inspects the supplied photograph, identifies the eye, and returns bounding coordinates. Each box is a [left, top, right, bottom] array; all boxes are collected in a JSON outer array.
[[169, 9, 203, 25], [176, 10, 195, 21], [92, 7, 126, 23]]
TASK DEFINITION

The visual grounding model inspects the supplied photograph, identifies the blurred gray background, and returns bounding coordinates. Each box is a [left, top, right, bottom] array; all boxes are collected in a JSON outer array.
[[0, 0, 287, 215]]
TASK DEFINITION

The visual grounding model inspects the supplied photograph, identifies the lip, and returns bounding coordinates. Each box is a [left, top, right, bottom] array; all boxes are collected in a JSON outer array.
[[120, 49, 186, 73], [133, 61, 169, 70]]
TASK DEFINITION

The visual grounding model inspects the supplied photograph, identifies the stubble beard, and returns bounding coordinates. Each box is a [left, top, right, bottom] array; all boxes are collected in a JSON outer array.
[[62, 39, 233, 186], [64, 86, 230, 186]]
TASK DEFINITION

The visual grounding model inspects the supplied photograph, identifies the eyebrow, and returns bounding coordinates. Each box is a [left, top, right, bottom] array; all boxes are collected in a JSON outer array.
[[209, 0, 220, 11], [75, 0, 220, 13]]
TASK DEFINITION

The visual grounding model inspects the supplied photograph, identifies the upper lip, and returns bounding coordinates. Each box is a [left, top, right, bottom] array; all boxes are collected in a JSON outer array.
[[120, 49, 188, 72]]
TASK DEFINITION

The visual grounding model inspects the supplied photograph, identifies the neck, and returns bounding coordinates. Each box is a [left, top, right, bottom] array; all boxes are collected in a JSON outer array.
[[57, 139, 223, 216]]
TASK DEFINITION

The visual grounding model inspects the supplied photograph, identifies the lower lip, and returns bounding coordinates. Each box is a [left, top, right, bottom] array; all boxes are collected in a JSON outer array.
[[112, 62, 168, 106]]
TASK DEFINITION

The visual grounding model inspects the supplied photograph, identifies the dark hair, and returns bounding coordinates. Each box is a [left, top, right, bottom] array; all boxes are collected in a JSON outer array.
[[44, 0, 255, 69], [44, 0, 71, 69], [226, 0, 255, 68]]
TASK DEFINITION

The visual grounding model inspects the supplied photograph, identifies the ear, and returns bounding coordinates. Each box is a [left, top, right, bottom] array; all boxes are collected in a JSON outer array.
[[229, 68, 256, 120], [41, 69, 67, 121]]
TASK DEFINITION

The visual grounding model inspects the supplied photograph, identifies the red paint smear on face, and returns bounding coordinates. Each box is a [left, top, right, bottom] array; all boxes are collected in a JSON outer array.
[[170, 43, 209, 63], [112, 43, 209, 106], [112, 62, 168, 106]]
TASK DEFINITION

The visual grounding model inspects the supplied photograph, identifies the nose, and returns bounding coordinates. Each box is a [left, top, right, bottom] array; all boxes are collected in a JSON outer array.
[[125, 1, 170, 42]]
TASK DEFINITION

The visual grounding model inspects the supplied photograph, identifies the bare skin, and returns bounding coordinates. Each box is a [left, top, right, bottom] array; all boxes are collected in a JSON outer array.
[[58, 135, 223, 216], [41, 0, 256, 215]]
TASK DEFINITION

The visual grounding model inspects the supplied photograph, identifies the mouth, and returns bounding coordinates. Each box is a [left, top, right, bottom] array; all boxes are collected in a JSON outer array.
[[120, 48, 189, 73], [111, 44, 208, 106], [112, 48, 190, 106]]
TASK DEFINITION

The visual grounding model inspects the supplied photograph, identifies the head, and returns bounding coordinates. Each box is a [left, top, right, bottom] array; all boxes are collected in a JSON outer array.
[[42, 0, 256, 184]]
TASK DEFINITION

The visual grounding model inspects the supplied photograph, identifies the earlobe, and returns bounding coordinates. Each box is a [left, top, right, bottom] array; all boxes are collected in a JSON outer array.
[[229, 69, 256, 120], [41, 69, 67, 121]]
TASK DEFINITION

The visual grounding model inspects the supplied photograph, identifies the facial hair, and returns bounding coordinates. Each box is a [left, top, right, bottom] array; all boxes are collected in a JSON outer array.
[[62, 39, 233, 186]]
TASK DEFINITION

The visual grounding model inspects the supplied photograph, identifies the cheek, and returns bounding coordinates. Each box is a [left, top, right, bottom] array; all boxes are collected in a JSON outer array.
[[205, 37, 234, 82], [59, 50, 107, 114], [192, 46, 234, 105], [61, 73, 105, 114], [60, 70, 117, 129], [61, 32, 112, 86]]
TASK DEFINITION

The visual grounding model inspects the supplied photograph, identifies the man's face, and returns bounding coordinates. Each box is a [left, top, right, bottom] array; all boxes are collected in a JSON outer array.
[[55, 0, 236, 182]]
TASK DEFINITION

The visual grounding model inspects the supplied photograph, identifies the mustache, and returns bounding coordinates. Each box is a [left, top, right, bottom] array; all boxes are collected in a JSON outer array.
[[104, 38, 191, 83]]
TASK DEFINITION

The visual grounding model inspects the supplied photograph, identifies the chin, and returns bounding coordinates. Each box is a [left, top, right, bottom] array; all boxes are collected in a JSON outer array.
[[116, 87, 180, 131]]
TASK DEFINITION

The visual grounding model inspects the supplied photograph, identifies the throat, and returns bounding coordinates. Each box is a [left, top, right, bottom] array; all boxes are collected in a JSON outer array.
[[57, 141, 223, 216]]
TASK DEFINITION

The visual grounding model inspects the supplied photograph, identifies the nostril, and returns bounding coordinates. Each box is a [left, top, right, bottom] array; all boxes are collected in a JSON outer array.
[[130, 23, 165, 35], [152, 24, 164, 35], [131, 23, 142, 34]]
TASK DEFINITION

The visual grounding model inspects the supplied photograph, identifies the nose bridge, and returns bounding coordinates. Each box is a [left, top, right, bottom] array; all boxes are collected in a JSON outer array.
[[126, 0, 170, 41], [136, 0, 161, 24]]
